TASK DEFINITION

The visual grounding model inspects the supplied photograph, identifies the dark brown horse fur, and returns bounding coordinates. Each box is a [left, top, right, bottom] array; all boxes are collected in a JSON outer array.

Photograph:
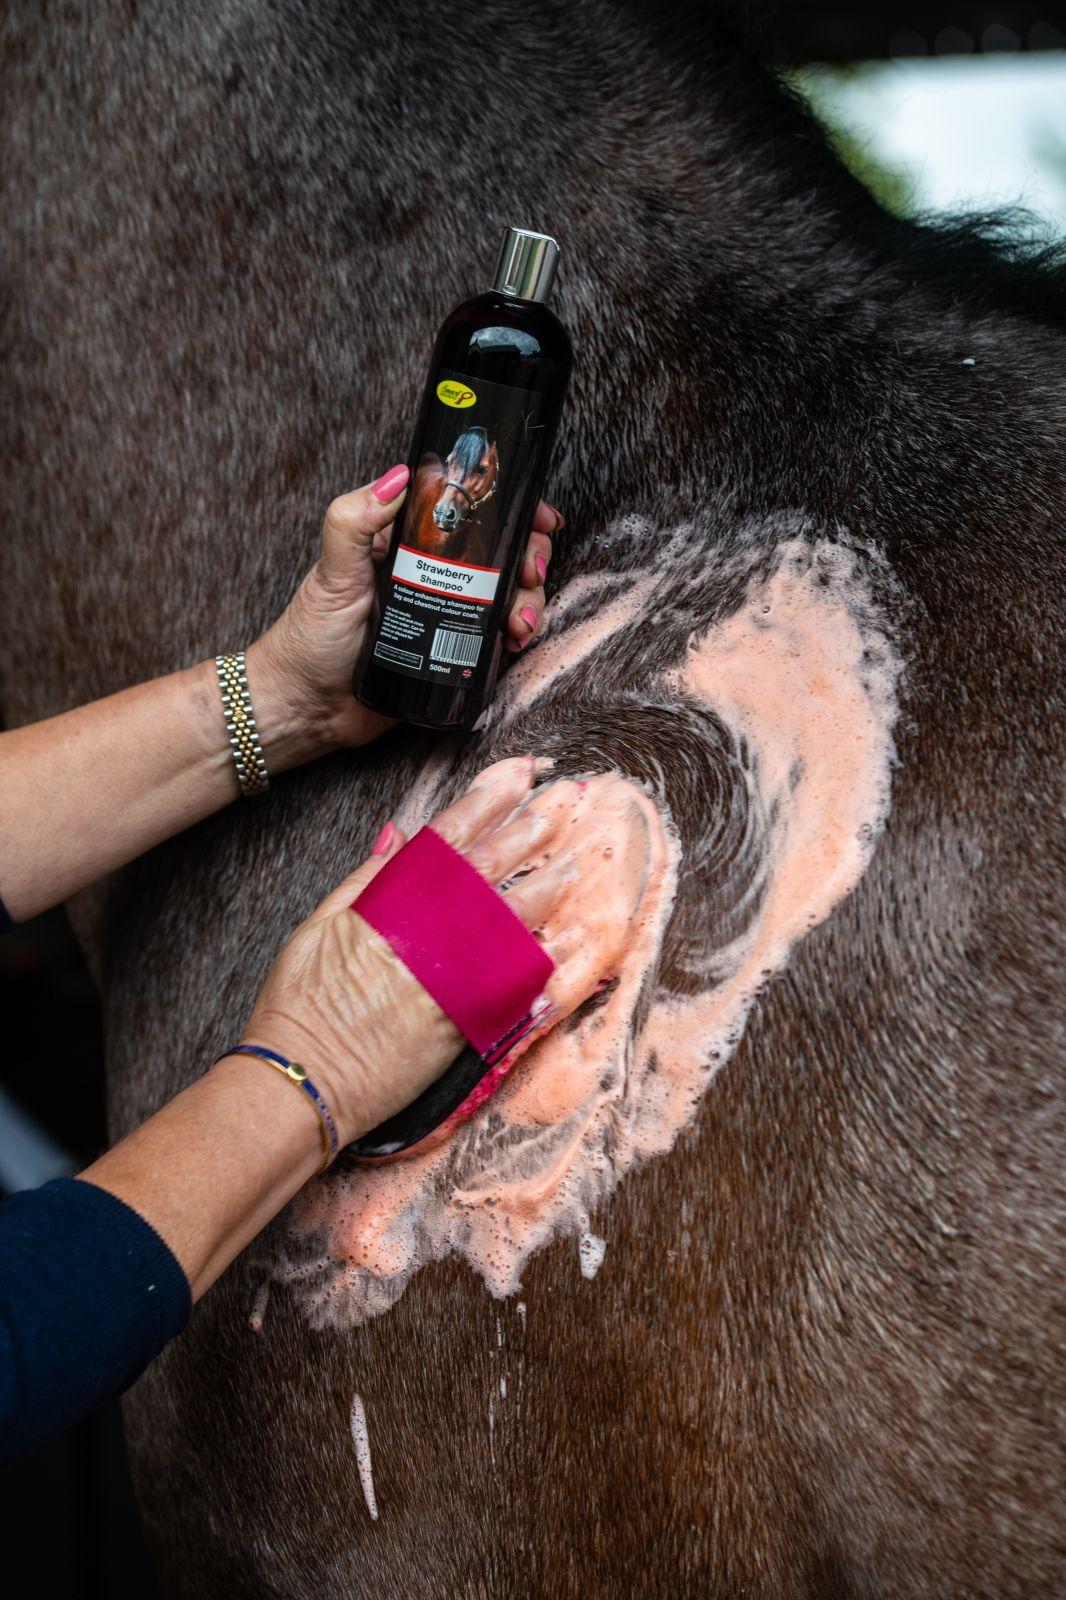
[[1, 3, 1063, 1595]]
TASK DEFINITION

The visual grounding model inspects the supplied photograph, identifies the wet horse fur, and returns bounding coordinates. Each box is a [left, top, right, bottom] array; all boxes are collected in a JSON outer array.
[[0, 2, 1063, 1596]]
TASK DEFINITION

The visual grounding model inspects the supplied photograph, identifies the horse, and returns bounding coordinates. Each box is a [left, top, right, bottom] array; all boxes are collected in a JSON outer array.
[[405, 428, 501, 564], [0, 2, 1062, 1596]]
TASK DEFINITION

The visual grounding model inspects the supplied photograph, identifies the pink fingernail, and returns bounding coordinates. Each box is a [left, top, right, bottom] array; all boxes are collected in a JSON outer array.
[[534, 554, 548, 584], [546, 503, 564, 530], [371, 821, 395, 855], [371, 464, 410, 504], [519, 605, 538, 631]]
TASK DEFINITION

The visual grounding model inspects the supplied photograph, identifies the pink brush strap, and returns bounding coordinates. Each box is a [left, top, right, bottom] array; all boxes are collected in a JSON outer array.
[[351, 827, 554, 1056]]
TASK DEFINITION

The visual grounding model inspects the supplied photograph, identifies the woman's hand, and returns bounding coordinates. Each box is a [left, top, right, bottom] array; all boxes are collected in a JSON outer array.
[[237, 755, 577, 1145], [80, 755, 588, 1304], [0, 465, 560, 927], [246, 467, 562, 767]]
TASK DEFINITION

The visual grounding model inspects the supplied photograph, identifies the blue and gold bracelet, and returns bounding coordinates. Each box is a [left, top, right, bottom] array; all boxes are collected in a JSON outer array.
[[219, 1044, 339, 1171]]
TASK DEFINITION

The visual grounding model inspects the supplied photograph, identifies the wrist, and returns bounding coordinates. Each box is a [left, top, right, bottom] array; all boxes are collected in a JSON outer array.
[[211, 1051, 329, 1174], [82, 1052, 328, 1304], [242, 634, 337, 774], [224, 1035, 355, 1159]]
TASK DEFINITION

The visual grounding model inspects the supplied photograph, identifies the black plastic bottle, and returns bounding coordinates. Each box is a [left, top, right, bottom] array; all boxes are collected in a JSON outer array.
[[355, 226, 572, 730]]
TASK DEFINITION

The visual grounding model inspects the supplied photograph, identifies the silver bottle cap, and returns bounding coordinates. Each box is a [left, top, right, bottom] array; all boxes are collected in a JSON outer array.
[[491, 226, 560, 303]]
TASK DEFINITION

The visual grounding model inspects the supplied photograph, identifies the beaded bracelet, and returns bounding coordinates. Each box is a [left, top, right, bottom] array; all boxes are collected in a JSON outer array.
[[219, 1045, 339, 1172], [215, 651, 269, 797]]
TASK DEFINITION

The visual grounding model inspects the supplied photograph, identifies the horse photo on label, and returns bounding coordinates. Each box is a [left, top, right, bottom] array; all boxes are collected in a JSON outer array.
[[407, 427, 501, 565]]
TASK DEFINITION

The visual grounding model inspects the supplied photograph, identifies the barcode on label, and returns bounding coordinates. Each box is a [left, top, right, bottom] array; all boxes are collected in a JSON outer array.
[[430, 628, 482, 667]]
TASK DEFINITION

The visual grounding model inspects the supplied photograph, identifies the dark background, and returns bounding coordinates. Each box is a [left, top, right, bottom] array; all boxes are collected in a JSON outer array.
[[0, 914, 162, 1597], [2, 6, 1064, 1596], [760, 1, 1066, 57]]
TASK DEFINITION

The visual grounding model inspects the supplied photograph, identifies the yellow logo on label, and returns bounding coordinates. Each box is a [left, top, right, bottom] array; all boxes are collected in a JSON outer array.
[[436, 379, 477, 409]]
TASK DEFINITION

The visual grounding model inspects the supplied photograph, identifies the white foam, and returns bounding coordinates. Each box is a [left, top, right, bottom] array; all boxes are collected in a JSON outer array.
[[349, 1394, 378, 1522], [578, 1231, 607, 1280]]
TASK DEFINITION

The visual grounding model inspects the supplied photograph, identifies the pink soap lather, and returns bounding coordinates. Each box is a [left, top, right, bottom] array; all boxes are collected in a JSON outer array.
[[351, 826, 554, 1056]]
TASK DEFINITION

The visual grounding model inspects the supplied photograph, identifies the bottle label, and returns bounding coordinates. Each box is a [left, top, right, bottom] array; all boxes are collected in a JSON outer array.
[[372, 367, 543, 687]]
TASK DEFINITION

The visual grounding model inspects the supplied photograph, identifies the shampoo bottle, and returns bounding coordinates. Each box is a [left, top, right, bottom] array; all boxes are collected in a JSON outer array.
[[355, 226, 572, 730]]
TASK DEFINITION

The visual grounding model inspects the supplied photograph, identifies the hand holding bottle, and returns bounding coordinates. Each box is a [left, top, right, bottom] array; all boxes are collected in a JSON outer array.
[[244, 469, 559, 766]]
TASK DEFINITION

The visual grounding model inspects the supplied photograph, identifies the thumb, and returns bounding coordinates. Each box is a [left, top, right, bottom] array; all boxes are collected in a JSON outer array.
[[317, 464, 410, 598], [307, 820, 409, 923]]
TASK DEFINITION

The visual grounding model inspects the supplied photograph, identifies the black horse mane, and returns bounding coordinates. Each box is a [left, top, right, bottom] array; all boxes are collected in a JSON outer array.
[[642, 0, 1066, 327], [448, 426, 491, 472]]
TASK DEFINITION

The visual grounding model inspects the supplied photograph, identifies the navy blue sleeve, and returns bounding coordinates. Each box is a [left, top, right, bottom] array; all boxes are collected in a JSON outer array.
[[0, 1177, 191, 1459]]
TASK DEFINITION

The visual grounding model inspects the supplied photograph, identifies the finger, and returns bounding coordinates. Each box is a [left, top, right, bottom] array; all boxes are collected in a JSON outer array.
[[506, 592, 544, 652], [500, 850, 578, 932], [307, 821, 409, 922], [316, 464, 410, 600], [518, 529, 554, 594], [464, 803, 556, 886], [462, 773, 584, 872], [430, 756, 541, 853], [310, 759, 547, 924], [533, 501, 564, 536]]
